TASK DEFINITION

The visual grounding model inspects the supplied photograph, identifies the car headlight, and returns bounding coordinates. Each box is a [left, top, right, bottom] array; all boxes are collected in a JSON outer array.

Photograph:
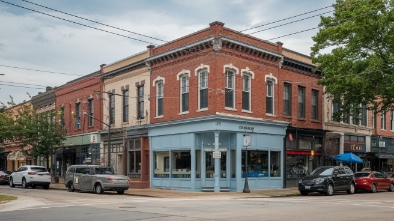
[[314, 178, 325, 184]]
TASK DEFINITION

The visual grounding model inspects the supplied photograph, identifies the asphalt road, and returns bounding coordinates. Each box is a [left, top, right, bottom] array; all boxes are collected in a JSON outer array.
[[1, 184, 394, 221]]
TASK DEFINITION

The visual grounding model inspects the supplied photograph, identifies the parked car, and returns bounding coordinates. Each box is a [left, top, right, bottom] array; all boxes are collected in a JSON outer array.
[[9, 165, 51, 189], [65, 165, 130, 194], [0, 170, 11, 184], [354, 171, 394, 193], [298, 166, 355, 196]]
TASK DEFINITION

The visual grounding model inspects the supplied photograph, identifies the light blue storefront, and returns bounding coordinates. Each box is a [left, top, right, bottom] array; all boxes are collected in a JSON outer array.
[[149, 115, 288, 192]]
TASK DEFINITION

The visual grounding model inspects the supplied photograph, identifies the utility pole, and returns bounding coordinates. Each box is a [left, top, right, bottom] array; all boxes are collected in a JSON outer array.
[[107, 93, 112, 169]]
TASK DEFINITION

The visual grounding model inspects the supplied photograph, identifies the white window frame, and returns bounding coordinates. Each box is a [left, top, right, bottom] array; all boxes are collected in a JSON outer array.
[[264, 73, 277, 116], [195, 64, 210, 111], [241, 68, 254, 112], [153, 76, 165, 118], [177, 70, 190, 114]]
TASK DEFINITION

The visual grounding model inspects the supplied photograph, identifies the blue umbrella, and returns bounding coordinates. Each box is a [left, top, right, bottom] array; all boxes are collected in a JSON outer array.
[[335, 153, 363, 164]]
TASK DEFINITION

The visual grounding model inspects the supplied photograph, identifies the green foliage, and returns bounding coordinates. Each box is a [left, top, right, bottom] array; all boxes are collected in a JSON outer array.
[[0, 103, 65, 169], [311, 0, 394, 115]]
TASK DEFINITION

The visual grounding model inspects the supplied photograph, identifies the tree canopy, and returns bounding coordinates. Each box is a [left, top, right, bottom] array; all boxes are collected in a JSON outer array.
[[311, 0, 394, 116]]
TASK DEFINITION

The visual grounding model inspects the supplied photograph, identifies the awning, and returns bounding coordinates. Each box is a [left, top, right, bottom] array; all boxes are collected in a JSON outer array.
[[7, 150, 27, 161]]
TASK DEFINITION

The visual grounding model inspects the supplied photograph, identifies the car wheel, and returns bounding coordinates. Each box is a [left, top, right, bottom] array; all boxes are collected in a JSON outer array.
[[9, 178, 15, 188], [22, 178, 29, 189], [43, 185, 49, 190], [67, 183, 75, 192], [389, 183, 394, 192], [117, 190, 124, 194], [371, 183, 377, 193], [347, 183, 355, 194], [31, 185, 36, 189], [300, 191, 308, 196], [326, 184, 334, 196], [95, 184, 104, 194]]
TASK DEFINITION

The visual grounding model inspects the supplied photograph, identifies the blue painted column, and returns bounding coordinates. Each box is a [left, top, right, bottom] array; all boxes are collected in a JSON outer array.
[[214, 132, 220, 192]]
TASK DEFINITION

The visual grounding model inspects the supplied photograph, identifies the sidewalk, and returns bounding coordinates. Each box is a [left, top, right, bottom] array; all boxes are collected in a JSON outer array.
[[49, 183, 300, 198]]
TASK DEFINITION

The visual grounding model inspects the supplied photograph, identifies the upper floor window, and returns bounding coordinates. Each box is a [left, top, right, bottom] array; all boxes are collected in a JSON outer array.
[[123, 90, 129, 122], [390, 110, 394, 131], [297, 86, 305, 118], [242, 74, 251, 111], [177, 70, 190, 114], [75, 102, 80, 129], [88, 99, 94, 127], [199, 70, 208, 110], [225, 70, 235, 109], [311, 89, 318, 120], [137, 86, 144, 119], [156, 81, 164, 116], [361, 105, 367, 126], [266, 80, 274, 114], [284, 83, 292, 116], [381, 111, 386, 130], [372, 111, 375, 128], [109, 94, 115, 124], [60, 106, 65, 131], [332, 101, 340, 122]]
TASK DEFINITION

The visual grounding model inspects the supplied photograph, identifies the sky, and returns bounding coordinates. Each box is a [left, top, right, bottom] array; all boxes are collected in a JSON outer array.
[[0, 0, 336, 105]]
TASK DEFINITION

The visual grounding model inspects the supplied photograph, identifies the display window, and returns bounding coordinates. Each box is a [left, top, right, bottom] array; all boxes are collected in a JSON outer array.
[[242, 150, 280, 177]]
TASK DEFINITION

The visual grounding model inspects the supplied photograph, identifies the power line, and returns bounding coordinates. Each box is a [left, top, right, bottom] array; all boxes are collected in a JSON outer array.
[[241, 5, 333, 32], [0, 0, 157, 45], [0, 80, 49, 88], [0, 64, 84, 76], [20, 0, 167, 43]]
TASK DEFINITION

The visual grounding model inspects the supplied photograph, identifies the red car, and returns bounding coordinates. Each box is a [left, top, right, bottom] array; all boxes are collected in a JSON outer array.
[[354, 171, 394, 193]]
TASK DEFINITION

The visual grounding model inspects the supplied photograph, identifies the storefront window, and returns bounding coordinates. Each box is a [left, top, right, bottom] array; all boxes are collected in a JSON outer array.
[[206, 152, 214, 178], [270, 151, 281, 177], [153, 151, 169, 178], [171, 151, 191, 178], [242, 150, 269, 177], [128, 139, 141, 178], [196, 150, 201, 178], [286, 155, 307, 178], [220, 152, 227, 178], [231, 150, 236, 178]]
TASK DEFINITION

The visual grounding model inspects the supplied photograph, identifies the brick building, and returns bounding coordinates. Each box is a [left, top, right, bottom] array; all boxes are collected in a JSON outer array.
[[54, 71, 103, 183], [146, 21, 325, 192]]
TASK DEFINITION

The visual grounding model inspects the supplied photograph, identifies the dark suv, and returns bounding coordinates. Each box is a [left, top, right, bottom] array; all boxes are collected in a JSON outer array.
[[298, 166, 355, 196]]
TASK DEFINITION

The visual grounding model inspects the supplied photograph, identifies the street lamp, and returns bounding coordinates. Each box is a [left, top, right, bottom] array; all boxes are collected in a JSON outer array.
[[84, 101, 112, 168], [243, 134, 250, 193]]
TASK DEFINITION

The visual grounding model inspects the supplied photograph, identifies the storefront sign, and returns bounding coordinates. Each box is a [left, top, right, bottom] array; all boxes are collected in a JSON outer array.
[[344, 142, 366, 152], [239, 126, 255, 132], [90, 134, 97, 143], [213, 151, 221, 158]]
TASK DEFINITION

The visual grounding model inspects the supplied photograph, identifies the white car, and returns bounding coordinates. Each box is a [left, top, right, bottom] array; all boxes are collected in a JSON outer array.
[[9, 165, 51, 189]]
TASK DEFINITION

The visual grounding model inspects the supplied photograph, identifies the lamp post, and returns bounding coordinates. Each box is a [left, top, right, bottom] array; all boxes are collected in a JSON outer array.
[[243, 134, 250, 193], [84, 94, 111, 168]]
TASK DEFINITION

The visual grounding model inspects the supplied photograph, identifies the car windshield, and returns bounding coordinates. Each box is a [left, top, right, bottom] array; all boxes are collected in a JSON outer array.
[[95, 167, 114, 175], [31, 167, 47, 172], [310, 167, 334, 176], [355, 172, 370, 178]]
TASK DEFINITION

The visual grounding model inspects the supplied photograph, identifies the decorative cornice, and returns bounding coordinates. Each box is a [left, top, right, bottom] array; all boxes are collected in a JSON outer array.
[[100, 60, 146, 79], [283, 57, 321, 76]]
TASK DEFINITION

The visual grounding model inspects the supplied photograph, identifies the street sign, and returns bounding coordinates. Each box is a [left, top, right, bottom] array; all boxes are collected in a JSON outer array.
[[213, 151, 221, 158], [244, 135, 250, 146]]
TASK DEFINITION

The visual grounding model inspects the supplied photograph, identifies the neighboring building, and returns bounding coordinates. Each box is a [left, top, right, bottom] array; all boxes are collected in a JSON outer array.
[[100, 50, 151, 188], [54, 71, 103, 183], [370, 110, 394, 173], [31, 86, 56, 169], [145, 21, 328, 192], [323, 91, 373, 172], [2, 101, 34, 171], [281, 49, 327, 187]]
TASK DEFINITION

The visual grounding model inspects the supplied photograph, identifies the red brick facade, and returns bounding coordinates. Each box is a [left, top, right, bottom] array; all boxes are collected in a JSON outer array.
[[55, 72, 103, 135], [148, 21, 322, 130]]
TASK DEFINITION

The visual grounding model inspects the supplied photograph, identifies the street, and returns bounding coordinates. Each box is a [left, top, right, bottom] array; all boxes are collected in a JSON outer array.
[[1, 185, 394, 221]]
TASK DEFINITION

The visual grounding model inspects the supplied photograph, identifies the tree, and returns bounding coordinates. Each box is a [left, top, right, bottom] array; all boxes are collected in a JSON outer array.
[[311, 0, 394, 117], [1, 102, 65, 170], [29, 111, 65, 170]]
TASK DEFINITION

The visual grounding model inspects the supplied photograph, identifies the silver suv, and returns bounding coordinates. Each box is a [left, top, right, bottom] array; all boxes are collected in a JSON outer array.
[[9, 165, 51, 189], [65, 165, 130, 194]]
